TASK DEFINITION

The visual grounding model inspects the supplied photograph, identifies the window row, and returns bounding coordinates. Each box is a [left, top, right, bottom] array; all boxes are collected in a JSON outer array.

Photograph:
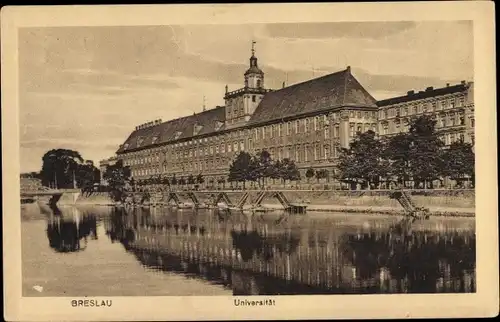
[[379, 96, 466, 119]]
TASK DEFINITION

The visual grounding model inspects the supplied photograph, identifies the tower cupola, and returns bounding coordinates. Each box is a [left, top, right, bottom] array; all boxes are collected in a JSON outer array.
[[244, 40, 264, 89]]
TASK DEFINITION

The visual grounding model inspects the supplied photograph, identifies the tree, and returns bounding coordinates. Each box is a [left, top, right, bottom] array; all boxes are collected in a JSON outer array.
[[337, 130, 386, 189], [196, 173, 204, 185], [179, 177, 186, 186], [171, 175, 178, 186], [254, 150, 274, 188], [228, 151, 253, 189], [407, 115, 445, 188], [40, 149, 84, 188], [315, 169, 329, 183], [280, 158, 301, 187], [305, 167, 315, 183], [75, 160, 101, 192], [383, 133, 413, 187], [187, 174, 195, 186], [442, 140, 475, 187], [103, 160, 131, 202]]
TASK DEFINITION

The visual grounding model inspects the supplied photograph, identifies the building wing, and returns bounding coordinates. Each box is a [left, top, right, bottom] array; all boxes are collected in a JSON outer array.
[[248, 67, 377, 125], [116, 106, 226, 154]]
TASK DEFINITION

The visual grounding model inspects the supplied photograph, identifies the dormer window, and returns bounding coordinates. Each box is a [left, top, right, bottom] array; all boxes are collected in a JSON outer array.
[[123, 143, 130, 150], [174, 131, 182, 140], [215, 121, 224, 131], [151, 136, 159, 144], [194, 124, 203, 136], [136, 137, 144, 147]]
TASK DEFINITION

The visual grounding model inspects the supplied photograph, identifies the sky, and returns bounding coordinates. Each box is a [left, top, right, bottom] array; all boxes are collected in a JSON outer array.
[[19, 21, 473, 173]]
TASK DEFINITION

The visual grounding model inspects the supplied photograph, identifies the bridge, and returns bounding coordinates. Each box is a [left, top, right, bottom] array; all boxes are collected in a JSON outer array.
[[21, 188, 81, 205]]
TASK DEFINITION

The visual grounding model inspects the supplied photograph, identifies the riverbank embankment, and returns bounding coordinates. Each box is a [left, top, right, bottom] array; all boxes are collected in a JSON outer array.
[[56, 189, 475, 217]]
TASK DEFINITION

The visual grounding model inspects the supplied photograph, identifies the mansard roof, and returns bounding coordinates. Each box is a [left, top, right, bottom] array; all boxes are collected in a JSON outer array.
[[116, 106, 225, 154], [247, 67, 377, 125], [376, 82, 471, 107]]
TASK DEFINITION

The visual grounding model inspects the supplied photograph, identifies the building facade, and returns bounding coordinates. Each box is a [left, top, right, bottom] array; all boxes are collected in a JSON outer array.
[[114, 48, 474, 187], [377, 82, 475, 146]]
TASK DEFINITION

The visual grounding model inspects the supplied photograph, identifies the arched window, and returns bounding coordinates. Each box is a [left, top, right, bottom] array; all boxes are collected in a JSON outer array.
[[257, 79, 261, 88]]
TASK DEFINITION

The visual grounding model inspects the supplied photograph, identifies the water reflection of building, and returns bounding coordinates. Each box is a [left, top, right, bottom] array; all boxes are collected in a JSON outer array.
[[104, 208, 476, 295], [46, 206, 98, 253]]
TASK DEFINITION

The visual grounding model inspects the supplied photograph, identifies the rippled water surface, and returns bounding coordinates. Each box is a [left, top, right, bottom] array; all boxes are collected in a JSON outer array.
[[21, 203, 476, 296]]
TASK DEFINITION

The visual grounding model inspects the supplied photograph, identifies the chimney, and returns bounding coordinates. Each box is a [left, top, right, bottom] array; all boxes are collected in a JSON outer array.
[[446, 83, 450, 87], [425, 86, 434, 92], [282, 81, 285, 88], [225, 85, 228, 94], [346, 66, 351, 73], [461, 80, 466, 85], [407, 90, 415, 96]]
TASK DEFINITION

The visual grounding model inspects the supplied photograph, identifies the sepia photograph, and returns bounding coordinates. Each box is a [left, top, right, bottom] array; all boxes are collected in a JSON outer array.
[[2, 2, 498, 321]]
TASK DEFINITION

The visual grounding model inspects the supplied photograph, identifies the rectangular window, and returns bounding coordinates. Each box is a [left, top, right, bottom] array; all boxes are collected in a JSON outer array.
[[287, 122, 291, 135], [271, 125, 275, 138], [240, 141, 244, 151], [295, 120, 300, 133], [233, 142, 238, 151], [304, 145, 308, 162], [314, 144, 319, 160], [314, 116, 319, 131], [278, 148, 283, 160], [305, 118, 310, 132], [215, 145, 219, 154], [254, 129, 258, 140], [324, 145, 330, 160], [334, 125, 340, 138], [262, 127, 265, 139], [324, 127, 330, 139], [349, 123, 355, 137], [278, 123, 283, 136], [295, 146, 300, 162]]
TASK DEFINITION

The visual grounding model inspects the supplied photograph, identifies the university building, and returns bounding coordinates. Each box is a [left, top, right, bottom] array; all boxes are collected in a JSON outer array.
[[106, 47, 474, 187]]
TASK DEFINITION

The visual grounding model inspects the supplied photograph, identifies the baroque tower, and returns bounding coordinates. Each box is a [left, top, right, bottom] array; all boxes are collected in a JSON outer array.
[[224, 41, 269, 129]]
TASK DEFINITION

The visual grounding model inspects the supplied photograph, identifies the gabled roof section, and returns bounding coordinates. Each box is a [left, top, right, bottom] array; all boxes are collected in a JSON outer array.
[[248, 67, 377, 125], [116, 106, 226, 154]]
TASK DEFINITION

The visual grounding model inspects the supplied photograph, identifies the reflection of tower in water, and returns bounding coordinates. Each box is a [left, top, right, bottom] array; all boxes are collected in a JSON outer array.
[[46, 206, 98, 253]]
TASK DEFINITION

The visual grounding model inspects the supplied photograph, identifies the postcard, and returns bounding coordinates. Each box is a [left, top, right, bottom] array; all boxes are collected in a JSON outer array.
[[2, 2, 498, 321]]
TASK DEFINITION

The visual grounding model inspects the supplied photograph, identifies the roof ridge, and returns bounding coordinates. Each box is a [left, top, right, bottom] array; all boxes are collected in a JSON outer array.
[[274, 68, 348, 93]]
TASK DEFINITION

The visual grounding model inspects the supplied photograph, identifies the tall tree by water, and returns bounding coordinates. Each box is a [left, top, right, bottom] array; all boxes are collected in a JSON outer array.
[[103, 160, 131, 202], [442, 140, 475, 187], [75, 160, 101, 191], [337, 130, 386, 189], [40, 149, 84, 188], [228, 151, 253, 189], [407, 115, 445, 188], [280, 158, 301, 186], [254, 150, 274, 188], [383, 133, 413, 187]]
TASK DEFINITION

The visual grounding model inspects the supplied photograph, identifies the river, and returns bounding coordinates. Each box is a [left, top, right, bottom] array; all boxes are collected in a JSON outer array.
[[21, 202, 476, 296]]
